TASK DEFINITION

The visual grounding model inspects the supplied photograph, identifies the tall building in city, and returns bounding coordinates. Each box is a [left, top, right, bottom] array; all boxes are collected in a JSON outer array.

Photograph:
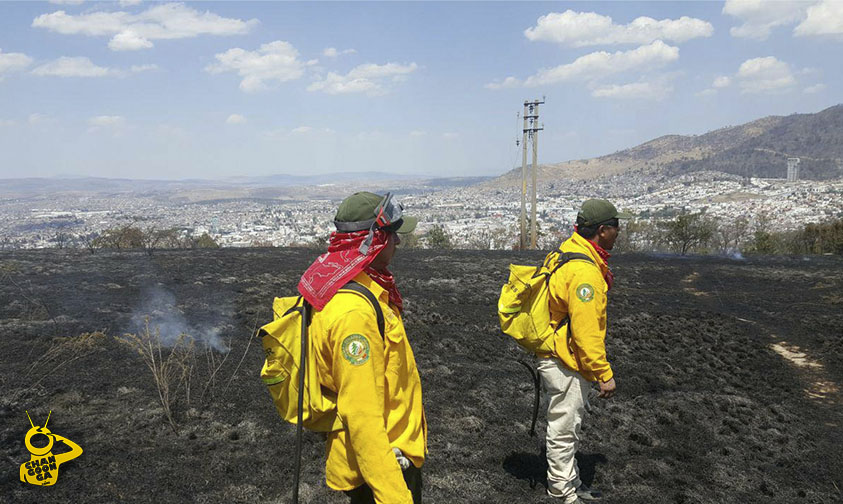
[[787, 157, 800, 182]]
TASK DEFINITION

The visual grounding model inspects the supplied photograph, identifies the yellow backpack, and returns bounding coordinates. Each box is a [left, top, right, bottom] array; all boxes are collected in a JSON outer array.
[[498, 251, 593, 355], [498, 251, 594, 437], [258, 282, 384, 432]]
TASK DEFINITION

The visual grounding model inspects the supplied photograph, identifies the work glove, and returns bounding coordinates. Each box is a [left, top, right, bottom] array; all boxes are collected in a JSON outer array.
[[392, 447, 411, 470]]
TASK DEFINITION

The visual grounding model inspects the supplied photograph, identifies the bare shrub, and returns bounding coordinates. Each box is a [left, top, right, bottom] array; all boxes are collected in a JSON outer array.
[[200, 336, 232, 402], [117, 320, 195, 432]]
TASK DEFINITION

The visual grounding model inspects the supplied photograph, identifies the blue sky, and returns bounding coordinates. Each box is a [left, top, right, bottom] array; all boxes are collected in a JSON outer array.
[[0, 1, 841, 180]]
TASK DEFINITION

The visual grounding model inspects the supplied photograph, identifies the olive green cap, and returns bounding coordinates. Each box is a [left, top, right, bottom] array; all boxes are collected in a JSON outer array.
[[577, 199, 632, 227], [334, 191, 418, 234]]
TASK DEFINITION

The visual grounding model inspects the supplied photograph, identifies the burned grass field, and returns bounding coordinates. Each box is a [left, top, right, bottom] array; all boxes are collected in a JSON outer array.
[[1, 248, 842, 503]]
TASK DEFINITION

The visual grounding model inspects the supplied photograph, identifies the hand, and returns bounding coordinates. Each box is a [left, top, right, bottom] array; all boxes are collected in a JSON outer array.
[[392, 447, 411, 470], [598, 378, 616, 399]]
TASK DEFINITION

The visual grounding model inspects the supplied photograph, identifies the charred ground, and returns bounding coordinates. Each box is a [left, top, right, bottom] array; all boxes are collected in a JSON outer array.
[[1, 248, 841, 504]]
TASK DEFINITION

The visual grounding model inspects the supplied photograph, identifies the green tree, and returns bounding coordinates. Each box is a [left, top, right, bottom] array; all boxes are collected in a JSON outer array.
[[193, 233, 220, 248], [94, 225, 144, 249], [425, 225, 452, 249], [659, 212, 715, 255]]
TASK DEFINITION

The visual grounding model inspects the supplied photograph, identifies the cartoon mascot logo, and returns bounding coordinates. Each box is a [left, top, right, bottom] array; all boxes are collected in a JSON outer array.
[[20, 411, 83, 486]]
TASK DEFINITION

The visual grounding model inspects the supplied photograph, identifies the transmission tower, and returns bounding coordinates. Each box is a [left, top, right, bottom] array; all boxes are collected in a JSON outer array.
[[519, 98, 544, 249]]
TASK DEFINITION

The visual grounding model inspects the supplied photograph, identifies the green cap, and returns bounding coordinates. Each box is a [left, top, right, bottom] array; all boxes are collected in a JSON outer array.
[[334, 191, 418, 234], [577, 199, 632, 227]]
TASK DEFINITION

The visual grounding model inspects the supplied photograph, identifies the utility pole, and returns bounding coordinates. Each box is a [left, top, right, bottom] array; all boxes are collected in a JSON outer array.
[[520, 105, 528, 250], [522, 98, 544, 249]]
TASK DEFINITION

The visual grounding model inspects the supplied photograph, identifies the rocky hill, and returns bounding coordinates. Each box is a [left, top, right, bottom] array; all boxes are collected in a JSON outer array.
[[491, 104, 843, 186]]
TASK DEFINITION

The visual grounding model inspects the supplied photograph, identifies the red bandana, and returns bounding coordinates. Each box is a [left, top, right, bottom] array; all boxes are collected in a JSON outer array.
[[298, 229, 403, 312], [575, 225, 614, 291], [587, 239, 614, 291]]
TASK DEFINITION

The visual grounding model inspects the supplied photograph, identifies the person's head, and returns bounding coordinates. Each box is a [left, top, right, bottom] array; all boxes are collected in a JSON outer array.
[[576, 199, 631, 251], [333, 191, 417, 269]]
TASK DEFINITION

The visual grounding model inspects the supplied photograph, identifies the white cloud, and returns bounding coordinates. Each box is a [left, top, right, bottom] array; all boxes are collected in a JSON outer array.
[[264, 126, 335, 137], [307, 62, 418, 95], [226, 114, 247, 125], [713, 75, 732, 88], [0, 49, 33, 79], [484, 76, 521, 90], [323, 47, 357, 58], [591, 80, 673, 100], [356, 130, 383, 141], [803, 83, 826, 94], [32, 3, 258, 51], [129, 64, 157, 73], [119, 0, 143, 6], [737, 56, 796, 94], [32, 57, 114, 77], [521, 40, 679, 87], [87, 115, 126, 133], [525, 10, 712, 46], [29, 113, 56, 125], [88, 115, 125, 127], [206, 41, 306, 93], [795, 0, 843, 36], [49, 0, 85, 5], [0, 119, 15, 127], [723, 0, 810, 40], [697, 75, 732, 96], [108, 29, 153, 50], [442, 132, 459, 139], [409, 130, 427, 137]]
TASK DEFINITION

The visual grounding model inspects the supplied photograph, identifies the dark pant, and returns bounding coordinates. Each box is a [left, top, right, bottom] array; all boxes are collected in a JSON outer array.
[[345, 465, 422, 504]]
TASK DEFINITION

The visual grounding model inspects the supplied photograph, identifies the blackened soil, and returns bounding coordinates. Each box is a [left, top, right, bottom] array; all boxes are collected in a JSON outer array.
[[1, 249, 841, 504]]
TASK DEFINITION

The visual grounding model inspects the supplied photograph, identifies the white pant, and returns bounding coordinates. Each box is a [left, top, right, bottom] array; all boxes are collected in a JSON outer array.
[[537, 357, 590, 502]]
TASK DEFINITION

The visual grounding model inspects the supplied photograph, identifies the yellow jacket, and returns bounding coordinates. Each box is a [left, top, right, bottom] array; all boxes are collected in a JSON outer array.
[[546, 233, 614, 383], [310, 271, 426, 504]]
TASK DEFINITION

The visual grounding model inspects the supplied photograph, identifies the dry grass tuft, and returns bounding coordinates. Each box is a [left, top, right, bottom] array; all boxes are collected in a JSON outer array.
[[27, 331, 107, 387], [117, 319, 195, 432]]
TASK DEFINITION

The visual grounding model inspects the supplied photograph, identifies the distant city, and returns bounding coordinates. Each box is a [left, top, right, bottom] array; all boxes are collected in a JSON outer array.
[[2, 169, 841, 251]]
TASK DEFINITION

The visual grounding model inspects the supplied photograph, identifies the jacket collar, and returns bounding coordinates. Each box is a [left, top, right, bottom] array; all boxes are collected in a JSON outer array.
[[564, 232, 609, 275], [351, 271, 389, 302]]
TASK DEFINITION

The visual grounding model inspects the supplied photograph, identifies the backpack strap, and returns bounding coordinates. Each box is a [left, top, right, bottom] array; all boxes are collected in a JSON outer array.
[[549, 251, 594, 276], [338, 281, 386, 340]]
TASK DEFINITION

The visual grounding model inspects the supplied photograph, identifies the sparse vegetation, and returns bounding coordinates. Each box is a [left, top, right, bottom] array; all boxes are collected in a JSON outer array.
[[88, 225, 219, 252], [117, 321, 196, 432], [745, 217, 843, 255], [658, 212, 716, 255], [425, 224, 452, 249], [27, 332, 107, 388], [193, 232, 220, 249], [115, 319, 250, 432]]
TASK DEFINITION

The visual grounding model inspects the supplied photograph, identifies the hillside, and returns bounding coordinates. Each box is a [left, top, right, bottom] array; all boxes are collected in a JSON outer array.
[[491, 104, 843, 186], [2, 248, 842, 503]]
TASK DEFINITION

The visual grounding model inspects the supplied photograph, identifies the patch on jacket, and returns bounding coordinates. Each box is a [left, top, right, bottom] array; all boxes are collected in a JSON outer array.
[[341, 334, 370, 366], [575, 283, 595, 303]]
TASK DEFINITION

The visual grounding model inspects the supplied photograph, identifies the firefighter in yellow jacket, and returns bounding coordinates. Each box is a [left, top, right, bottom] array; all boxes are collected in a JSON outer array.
[[541, 199, 629, 503], [298, 192, 426, 504]]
